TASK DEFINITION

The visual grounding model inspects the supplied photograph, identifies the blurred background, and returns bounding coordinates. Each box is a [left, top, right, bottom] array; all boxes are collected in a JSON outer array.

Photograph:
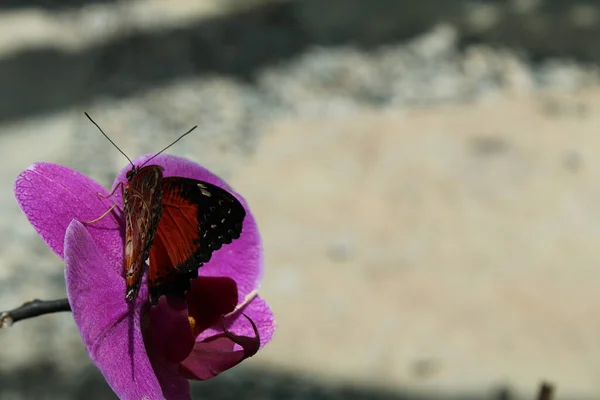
[[1, 0, 600, 399]]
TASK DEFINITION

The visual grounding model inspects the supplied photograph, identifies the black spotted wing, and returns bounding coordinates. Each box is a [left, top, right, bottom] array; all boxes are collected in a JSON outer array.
[[147, 177, 245, 305]]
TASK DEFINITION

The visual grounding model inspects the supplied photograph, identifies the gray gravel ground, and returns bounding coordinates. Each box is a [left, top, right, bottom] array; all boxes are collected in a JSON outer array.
[[1, 1, 600, 399]]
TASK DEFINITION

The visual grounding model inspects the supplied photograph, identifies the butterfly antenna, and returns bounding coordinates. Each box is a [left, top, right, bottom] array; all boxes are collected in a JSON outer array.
[[140, 125, 198, 168], [84, 112, 135, 168]]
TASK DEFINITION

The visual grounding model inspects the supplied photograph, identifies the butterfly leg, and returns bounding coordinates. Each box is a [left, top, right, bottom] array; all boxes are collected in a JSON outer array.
[[81, 204, 117, 225], [91, 183, 125, 215], [97, 182, 124, 199]]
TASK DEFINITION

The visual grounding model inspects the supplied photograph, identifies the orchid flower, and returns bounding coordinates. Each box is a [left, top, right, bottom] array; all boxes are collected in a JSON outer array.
[[14, 154, 275, 400]]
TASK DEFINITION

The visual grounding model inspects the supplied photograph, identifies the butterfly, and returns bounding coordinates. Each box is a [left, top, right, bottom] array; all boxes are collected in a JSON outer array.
[[84, 113, 246, 305]]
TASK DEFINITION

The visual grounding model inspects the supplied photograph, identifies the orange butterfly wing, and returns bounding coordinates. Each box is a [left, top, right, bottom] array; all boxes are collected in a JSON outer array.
[[147, 177, 245, 305]]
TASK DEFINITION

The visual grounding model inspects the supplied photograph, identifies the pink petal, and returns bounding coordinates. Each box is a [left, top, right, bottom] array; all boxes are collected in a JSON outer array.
[[114, 154, 263, 300], [65, 220, 189, 400], [15, 162, 123, 266]]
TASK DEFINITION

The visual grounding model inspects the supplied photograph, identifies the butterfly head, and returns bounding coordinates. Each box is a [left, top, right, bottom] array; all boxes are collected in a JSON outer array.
[[125, 166, 139, 182]]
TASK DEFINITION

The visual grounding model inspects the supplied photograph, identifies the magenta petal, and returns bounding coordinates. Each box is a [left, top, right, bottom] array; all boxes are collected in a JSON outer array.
[[65, 220, 186, 400], [179, 315, 260, 381], [15, 162, 123, 266], [197, 295, 275, 349], [114, 154, 263, 299]]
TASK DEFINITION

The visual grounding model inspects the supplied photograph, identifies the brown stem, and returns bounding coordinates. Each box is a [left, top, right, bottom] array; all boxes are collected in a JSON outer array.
[[0, 298, 71, 328], [537, 381, 554, 400]]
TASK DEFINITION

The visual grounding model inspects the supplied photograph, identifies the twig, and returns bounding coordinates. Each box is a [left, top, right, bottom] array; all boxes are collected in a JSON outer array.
[[537, 381, 554, 400], [0, 298, 71, 328]]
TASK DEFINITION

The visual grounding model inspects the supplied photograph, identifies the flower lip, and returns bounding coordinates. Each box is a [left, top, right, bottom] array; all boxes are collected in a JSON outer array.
[[179, 314, 261, 381]]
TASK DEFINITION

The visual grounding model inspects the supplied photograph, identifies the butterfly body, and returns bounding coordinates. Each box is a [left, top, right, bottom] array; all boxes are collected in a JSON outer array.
[[123, 165, 165, 302], [122, 163, 246, 305]]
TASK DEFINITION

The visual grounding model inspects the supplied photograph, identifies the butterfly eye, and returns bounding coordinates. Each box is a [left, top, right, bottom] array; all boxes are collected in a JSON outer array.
[[126, 169, 136, 180]]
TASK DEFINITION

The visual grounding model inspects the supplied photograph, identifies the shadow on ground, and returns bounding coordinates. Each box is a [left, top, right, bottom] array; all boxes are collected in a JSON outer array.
[[0, 0, 115, 9], [1, 0, 600, 123], [0, 361, 520, 400]]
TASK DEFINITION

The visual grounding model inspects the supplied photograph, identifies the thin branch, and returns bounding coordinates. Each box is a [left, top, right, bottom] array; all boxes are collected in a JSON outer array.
[[0, 298, 71, 328], [537, 381, 554, 400]]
